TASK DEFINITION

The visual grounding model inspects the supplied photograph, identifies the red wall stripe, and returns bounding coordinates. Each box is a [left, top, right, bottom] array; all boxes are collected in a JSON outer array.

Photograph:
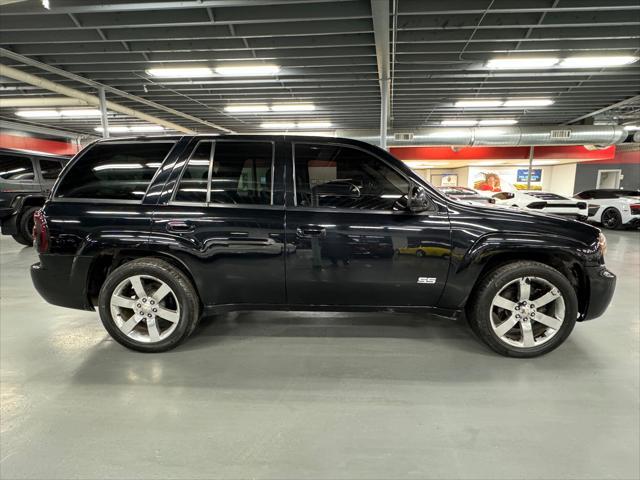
[[389, 145, 617, 162], [0, 133, 78, 156]]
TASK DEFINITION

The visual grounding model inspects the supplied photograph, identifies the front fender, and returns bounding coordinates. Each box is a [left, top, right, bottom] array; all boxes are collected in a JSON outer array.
[[438, 231, 600, 310]]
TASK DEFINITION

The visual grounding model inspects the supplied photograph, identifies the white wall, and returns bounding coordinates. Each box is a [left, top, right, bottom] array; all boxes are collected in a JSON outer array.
[[546, 163, 577, 197]]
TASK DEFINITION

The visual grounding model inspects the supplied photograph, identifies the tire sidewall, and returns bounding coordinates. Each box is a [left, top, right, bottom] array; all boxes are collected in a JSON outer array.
[[471, 263, 578, 357], [98, 261, 197, 352], [602, 207, 621, 229], [17, 206, 38, 246]]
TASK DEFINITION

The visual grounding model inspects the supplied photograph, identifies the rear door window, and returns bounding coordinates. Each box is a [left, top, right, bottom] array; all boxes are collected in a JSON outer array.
[[38, 159, 64, 180], [55, 142, 175, 200], [0, 154, 35, 182], [173, 140, 273, 205]]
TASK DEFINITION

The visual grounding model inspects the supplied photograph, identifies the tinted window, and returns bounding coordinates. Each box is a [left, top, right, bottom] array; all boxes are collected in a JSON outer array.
[[574, 191, 592, 199], [0, 154, 35, 182], [210, 141, 272, 205], [39, 159, 63, 180], [494, 192, 514, 200], [173, 141, 273, 205], [174, 141, 212, 203], [56, 142, 174, 200], [294, 143, 408, 210]]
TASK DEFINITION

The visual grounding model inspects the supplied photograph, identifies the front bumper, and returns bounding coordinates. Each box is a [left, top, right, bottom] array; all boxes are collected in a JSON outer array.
[[580, 265, 616, 321]]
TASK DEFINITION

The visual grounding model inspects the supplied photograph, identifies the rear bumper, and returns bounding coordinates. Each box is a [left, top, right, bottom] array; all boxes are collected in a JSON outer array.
[[581, 265, 616, 321], [31, 255, 95, 311]]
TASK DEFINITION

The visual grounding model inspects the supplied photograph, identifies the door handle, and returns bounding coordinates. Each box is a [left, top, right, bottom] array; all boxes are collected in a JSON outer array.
[[166, 220, 195, 233], [297, 226, 326, 238]]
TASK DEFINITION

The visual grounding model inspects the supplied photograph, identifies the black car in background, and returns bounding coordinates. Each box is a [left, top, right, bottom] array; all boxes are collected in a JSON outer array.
[[0, 148, 69, 245], [30, 136, 616, 357]]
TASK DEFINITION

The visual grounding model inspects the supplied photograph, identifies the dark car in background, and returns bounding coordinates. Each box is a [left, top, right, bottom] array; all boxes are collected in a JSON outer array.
[[437, 186, 496, 205], [30, 135, 615, 358], [0, 148, 69, 245]]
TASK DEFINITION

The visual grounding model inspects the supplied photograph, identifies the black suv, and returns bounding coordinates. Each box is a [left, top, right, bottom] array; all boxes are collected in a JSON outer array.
[[0, 148, 68, 245], [30, 136, 616, 357]]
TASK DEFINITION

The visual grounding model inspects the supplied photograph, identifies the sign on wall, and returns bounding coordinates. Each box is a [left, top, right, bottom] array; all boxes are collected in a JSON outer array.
[[517, 168, 542, 183]]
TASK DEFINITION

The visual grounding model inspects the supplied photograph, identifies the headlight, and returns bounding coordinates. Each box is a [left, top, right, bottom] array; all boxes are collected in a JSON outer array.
[[598, 232, 607, 256]]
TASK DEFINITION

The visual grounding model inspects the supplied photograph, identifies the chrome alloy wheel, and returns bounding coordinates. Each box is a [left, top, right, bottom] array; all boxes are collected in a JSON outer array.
[[109, 275, 180, 343], [489, 276, 566, 348]]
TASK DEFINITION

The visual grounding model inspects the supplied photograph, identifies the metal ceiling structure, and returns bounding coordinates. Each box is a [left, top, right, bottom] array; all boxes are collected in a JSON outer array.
[[0, 0, 639, 137]]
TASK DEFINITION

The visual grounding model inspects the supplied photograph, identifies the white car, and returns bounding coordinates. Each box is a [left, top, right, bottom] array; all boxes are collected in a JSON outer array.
[[574, 189, 640, 229], [492, 190, 588, 220]]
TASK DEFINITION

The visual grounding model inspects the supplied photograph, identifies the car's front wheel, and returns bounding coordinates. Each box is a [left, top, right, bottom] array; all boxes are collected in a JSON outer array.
[[98, 258, 200, 352], [466, 261, 578, 357]]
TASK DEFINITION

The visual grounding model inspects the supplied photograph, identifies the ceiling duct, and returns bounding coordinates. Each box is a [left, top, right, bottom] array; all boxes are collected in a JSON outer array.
[[341, 125, 627, 147]]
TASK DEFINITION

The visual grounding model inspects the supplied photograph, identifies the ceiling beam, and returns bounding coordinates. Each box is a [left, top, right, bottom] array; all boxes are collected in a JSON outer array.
[[371, 0, 390, 149], [565, 95, 640, 124]]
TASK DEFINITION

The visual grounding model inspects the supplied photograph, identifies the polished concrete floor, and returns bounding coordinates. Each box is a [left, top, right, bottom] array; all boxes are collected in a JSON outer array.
[[1, 230, 639, 480]]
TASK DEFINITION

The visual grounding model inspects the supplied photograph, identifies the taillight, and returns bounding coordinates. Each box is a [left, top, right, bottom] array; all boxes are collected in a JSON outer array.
[[631, 203, 640, 215], [33, 209, 49, 253], [526, 201, 547, 209], [576, 202, 587, 209]]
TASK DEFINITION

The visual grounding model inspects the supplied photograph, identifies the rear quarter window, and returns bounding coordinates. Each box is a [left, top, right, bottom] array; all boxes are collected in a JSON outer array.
[[55, 142, 175, 200]]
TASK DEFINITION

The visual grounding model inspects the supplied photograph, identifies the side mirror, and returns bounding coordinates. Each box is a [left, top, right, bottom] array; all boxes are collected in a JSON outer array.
[[408, 184, 432, 213]]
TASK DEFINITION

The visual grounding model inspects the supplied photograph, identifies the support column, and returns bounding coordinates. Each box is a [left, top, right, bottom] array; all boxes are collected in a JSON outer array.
[[527, 145, 535, 189], [98, 87, 109, 138]]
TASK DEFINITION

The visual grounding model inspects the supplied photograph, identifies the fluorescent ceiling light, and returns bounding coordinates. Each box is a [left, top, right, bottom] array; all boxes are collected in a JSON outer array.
[[146, 67, 214, 78], [297, 121, 332, 129], [261, 122, 296, 129], [16, 110, 60, 118], [215, 65, 280, 76], [454, 100, 503, 108], [623, 125, 640, 131], [486, 57, 559, 69], [478, 119, 518, 126], [95, 126, 130, 133], [441, 120, 478, 126], [225, 104, 269, 113], [16, 108, 102, 118], [559, 56, 639, 68], [503, 99, 555, 107], [271, 104, 315, 112], [130, 125, 165, 132]]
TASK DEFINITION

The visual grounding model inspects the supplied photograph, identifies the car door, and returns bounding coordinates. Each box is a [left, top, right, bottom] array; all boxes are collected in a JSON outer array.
[[149, 138, 286, 308], [284, 141, 451, 308], [0, 152, 40, 214]]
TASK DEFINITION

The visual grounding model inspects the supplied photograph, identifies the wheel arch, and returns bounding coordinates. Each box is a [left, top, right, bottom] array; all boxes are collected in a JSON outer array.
[[85, 249, 201, 308]]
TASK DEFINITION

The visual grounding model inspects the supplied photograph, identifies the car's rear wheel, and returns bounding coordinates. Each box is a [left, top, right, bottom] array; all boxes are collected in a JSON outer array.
[[12, 206, 38, 246], [98, 258, 200, 352], [466, 261, 577, 357], [601, 207, 622, 229]]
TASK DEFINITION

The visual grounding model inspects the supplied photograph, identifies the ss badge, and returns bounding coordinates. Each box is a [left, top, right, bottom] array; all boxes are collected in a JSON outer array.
[[417, 277, 436, 284]]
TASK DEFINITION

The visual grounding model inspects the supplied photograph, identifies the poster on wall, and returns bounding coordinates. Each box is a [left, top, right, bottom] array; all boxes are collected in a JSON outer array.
[[440, 174, 458, 186], [470, 167, 544, 192]]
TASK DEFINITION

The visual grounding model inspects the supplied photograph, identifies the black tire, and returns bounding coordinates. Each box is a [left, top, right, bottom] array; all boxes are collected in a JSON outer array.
[[416, 249, 426, 257], [13, 206, 38, 246], [98, 258, 200, 352], [466, 261, 578, 358], [601, 207, 622, 229]]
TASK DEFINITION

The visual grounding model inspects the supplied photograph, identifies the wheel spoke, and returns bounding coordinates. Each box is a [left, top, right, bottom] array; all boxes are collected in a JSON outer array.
[[533, 290, 561, 308], [155, 307, 179, 324], [146, 317, 161, 342], [130, 276, 147, 299], [521, 322, 535, 347], [493, 295, 517, 312], [111, 295, 136, 309], [494, 315, 518, 337], [152, 283, 172, 303], [518, 278, 531, 301], [120, 315, 142, 335], [535, 312, 563, 331]]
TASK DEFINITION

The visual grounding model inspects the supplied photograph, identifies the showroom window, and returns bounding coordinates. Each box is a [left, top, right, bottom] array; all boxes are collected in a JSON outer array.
[[38, 159, 64, 180], [174, 141, 273, 206], [294, 143, 408, 210], [55, 142, 175, 200], [0, 154, 35, 182]]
